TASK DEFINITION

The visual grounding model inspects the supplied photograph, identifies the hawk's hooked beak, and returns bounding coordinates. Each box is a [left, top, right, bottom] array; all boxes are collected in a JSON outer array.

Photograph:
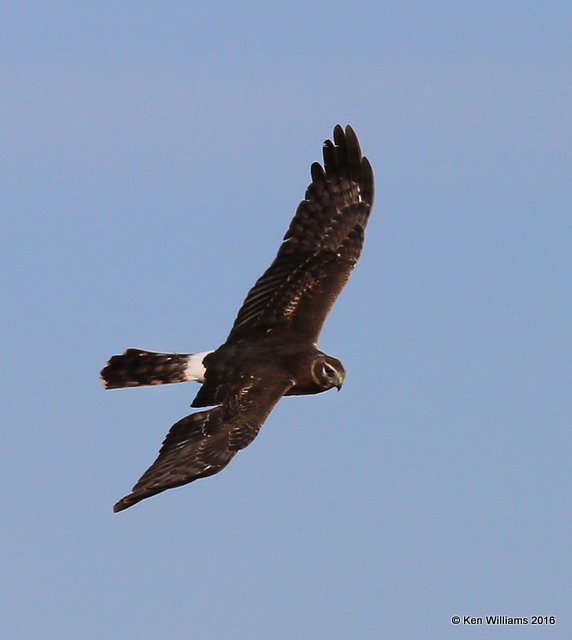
[[335, 371, 345, 391]]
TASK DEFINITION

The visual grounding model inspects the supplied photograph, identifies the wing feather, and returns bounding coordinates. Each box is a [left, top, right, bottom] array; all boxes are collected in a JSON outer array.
[[113, 373, 292, 512], [227, 125, 374, 344]]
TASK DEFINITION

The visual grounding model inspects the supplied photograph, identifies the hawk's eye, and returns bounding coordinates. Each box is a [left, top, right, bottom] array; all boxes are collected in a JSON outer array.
[[322, 364, 335, 379]]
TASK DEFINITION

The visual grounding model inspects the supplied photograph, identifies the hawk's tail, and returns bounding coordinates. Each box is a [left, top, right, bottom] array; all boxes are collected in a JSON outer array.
[[100, 348, 211, 390]]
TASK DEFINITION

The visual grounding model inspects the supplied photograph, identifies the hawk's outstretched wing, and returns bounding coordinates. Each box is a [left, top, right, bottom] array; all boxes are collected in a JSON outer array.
[[227, 125, 374, 344], [113, 373, 292, 512]]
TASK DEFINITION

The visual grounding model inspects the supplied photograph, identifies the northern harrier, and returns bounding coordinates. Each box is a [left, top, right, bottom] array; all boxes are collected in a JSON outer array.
[[101, 125, 374, 512]]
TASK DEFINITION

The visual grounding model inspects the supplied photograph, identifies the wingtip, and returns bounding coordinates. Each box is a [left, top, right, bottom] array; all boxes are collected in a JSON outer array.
[[330, 123, 357, 139], [333, 122, 344, 133], [113, 484, 167, 512], [113, 487, 146, 512], [113, 495, 136, 513], [332, 124, 345, 147], [361, 155, 374, 204], [344, 124, 360, 151], [327, 124, 363, 158]]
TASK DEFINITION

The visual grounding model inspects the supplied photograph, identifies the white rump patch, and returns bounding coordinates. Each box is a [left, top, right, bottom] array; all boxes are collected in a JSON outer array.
[[184, 350, 214, 383]]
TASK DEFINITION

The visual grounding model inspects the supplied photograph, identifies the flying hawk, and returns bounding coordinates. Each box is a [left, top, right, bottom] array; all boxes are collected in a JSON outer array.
[[101, 125, 374, 512]]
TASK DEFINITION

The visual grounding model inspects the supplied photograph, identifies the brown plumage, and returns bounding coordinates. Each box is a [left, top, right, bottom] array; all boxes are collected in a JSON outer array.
[[102, 349, 193, 389], [101, 125, 374, 512]]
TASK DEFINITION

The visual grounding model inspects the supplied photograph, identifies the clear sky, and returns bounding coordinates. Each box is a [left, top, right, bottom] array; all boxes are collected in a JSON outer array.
[[2, 2, 571, 638]]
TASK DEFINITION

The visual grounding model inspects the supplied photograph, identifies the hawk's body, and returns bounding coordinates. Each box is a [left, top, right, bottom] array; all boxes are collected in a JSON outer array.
[[101, 125, 374, 512]]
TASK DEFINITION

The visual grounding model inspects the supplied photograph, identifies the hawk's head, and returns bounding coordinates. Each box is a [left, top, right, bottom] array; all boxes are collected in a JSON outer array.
[[311, 354, 346, 392]]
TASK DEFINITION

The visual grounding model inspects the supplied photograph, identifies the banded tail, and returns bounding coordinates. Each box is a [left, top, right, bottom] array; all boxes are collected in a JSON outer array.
[[100, 348, 213, 390]]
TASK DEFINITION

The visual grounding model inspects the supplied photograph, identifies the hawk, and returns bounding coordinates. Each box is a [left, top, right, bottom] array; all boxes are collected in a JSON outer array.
[[101, 125, 374, 512]]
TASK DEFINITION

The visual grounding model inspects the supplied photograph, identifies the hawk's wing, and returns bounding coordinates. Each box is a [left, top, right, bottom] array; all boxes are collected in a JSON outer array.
[[113, 373, 292, 512], [227, 125, 374, 345]]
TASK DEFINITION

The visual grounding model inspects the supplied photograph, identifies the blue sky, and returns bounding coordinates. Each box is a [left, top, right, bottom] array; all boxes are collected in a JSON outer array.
[[2, 2, 571, 638]]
